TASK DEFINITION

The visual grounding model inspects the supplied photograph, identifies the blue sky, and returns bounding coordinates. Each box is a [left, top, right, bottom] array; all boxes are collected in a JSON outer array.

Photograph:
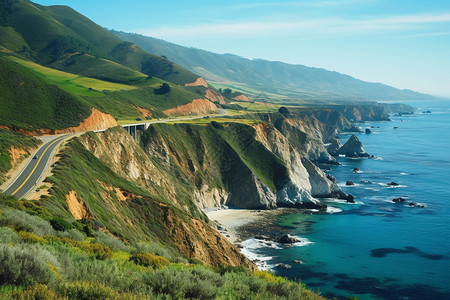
[[36, 0, 450, 97]]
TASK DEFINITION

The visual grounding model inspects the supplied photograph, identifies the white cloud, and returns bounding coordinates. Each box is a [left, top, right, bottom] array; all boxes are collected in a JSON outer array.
[[136, 13, 450, 39]]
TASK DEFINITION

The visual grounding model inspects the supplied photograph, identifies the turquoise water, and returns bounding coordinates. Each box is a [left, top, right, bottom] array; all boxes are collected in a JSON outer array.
[[246, 101, 450, 299]]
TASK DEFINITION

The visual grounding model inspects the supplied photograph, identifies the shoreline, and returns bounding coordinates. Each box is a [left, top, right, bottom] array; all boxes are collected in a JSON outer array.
[[206, 207, 304, 245]]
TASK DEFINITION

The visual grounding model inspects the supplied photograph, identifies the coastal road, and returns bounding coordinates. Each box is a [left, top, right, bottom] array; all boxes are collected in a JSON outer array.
[[2, 134, 68, 199]]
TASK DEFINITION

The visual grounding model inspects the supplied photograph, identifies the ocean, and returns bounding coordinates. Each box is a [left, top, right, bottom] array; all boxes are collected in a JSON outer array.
[[242, 101, 450, 300]]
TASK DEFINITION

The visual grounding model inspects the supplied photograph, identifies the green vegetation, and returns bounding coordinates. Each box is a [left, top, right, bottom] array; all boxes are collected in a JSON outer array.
[[0, 55, 91, 131], [143, 122, 289, 193], [0, 204, 325, 299], [0, 129, 41, 185]]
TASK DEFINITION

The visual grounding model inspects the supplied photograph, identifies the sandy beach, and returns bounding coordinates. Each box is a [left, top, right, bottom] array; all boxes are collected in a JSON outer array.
[[205, 209, 270, 244]]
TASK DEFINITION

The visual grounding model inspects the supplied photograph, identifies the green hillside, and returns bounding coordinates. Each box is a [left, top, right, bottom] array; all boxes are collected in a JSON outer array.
[[0, 55, 91, 131], [112, 30, 434, 102], [1, 0, 200, 85]]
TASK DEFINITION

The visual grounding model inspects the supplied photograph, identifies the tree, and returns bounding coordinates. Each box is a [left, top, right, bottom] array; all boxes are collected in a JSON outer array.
[[154, 83, 171, 95]]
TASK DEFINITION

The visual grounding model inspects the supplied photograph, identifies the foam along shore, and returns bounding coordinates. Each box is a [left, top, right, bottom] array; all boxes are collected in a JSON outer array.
[[205, 208, 272, 244]]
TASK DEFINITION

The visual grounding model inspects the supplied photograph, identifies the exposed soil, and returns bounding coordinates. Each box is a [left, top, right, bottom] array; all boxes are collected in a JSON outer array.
[[233, 94, 251, 102], [163, 98, 219, 116], [184, 77, 208, 87], [206, 89, 226, 104], [1, 108, 118, 136], [133, 105, 153, 118], [65, 190, 90, 220]]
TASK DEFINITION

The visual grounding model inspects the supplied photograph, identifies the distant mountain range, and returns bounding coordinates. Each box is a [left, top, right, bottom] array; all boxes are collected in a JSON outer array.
[[112, 30, 433, 103]]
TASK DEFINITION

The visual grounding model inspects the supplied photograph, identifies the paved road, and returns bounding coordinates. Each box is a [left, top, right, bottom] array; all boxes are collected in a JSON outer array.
[[2, 135, 68, 199]]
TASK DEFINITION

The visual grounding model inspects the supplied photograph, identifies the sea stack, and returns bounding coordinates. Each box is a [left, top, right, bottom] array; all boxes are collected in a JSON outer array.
[[337, 135, 370, 158]]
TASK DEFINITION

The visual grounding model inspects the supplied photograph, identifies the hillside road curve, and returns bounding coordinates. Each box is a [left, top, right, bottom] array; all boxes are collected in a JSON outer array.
[[2, 134, 68, 199]]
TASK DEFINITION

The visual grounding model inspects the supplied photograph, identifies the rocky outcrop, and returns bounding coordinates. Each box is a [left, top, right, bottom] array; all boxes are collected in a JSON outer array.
[[163, 98, 218, 116], [184, 77, 208, 87], [205, 89, 226, 104], [337, 135, 370, 158], [232, 94, 251, 102]]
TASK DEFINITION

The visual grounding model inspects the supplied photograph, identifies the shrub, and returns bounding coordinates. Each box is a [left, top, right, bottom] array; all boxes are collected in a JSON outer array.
[[0, 226, 19, 244], [133, 241, 172, 261], [0, 244, 57, 286], [57, 228, 85, 241], [18, 231, 46, 244], [154, 83, 171, 95], [0, 208, 55, 236], [9, 284, 61, 300], [80, 243, 113, 260], [129, 253, 169, 269], [50, 217, 73, 231], [60, 281, 120, 299], [94, 231, 130, 252], [144, 266, 223, 299]]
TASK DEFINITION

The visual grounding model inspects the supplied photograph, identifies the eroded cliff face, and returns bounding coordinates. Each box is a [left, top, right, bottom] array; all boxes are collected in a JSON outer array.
[[141, 118, 346, 210], [58, 129, 253, 268]]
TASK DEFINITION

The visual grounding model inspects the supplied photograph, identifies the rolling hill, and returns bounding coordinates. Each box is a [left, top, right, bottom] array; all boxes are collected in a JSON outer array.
[[112, 30, 434, 103], [0, 0, 222, 132]]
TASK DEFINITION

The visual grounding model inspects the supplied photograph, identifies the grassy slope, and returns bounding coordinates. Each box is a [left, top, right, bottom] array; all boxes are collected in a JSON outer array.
[[0, 55, 91, 131], [2, 0, 200, 86], [0, 129, 41, 185]]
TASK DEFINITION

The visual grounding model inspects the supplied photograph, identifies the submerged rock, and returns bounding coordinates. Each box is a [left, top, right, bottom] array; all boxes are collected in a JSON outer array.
[[352, 168, 360, 172], [277, 263, 292, 269], [337, 135, 370, 158], [387, 182, 399, 186], [346, 180, 354, 186], [393, 197, 406, 203]]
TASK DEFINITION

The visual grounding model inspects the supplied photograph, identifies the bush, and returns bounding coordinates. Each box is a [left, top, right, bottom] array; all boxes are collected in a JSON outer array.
[[0, 244, 57, 286], [9, 284, 61, 300], [80, 243, 113, 260], [94, 231, 130, 252], [18, 231, 46, 244], [0, 208, 55, 236], [129, 253, 169, 269], [144, 266, 223, 299], [57, 228, 85, 241], [133, 241, 172, 261], [0, 226, 19, 244], [154, 83, 171, 95], [50, 217, 73, 232]]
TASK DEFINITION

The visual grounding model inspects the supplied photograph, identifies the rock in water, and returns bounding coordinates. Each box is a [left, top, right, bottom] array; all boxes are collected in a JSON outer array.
[[387, 182, 399, 186], [277, 263, 292, 269], [365, 128, 372, 134], [346, 180, 354, 186], [344, 194, 355, 203], [393, 197, 406, 203], [337, 135, 370, 158], [276, 234, 301, 244]]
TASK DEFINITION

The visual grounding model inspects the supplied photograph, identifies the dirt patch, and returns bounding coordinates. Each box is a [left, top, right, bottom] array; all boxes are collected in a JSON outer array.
[[205, 89, 226, 104], [184, 77, 208, 87], [1, 108, 118, 136], [233, 94, 251, 102], [134, 105, 153, 118], [9, 146, 28, 169], [163, 99, 218, 116], [66, 190, 90, 220], [98, 181, 140, 202]]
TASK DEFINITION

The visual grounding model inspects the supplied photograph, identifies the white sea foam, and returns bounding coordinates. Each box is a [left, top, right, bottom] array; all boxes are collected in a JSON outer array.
[[326, 206, 343, 214]]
